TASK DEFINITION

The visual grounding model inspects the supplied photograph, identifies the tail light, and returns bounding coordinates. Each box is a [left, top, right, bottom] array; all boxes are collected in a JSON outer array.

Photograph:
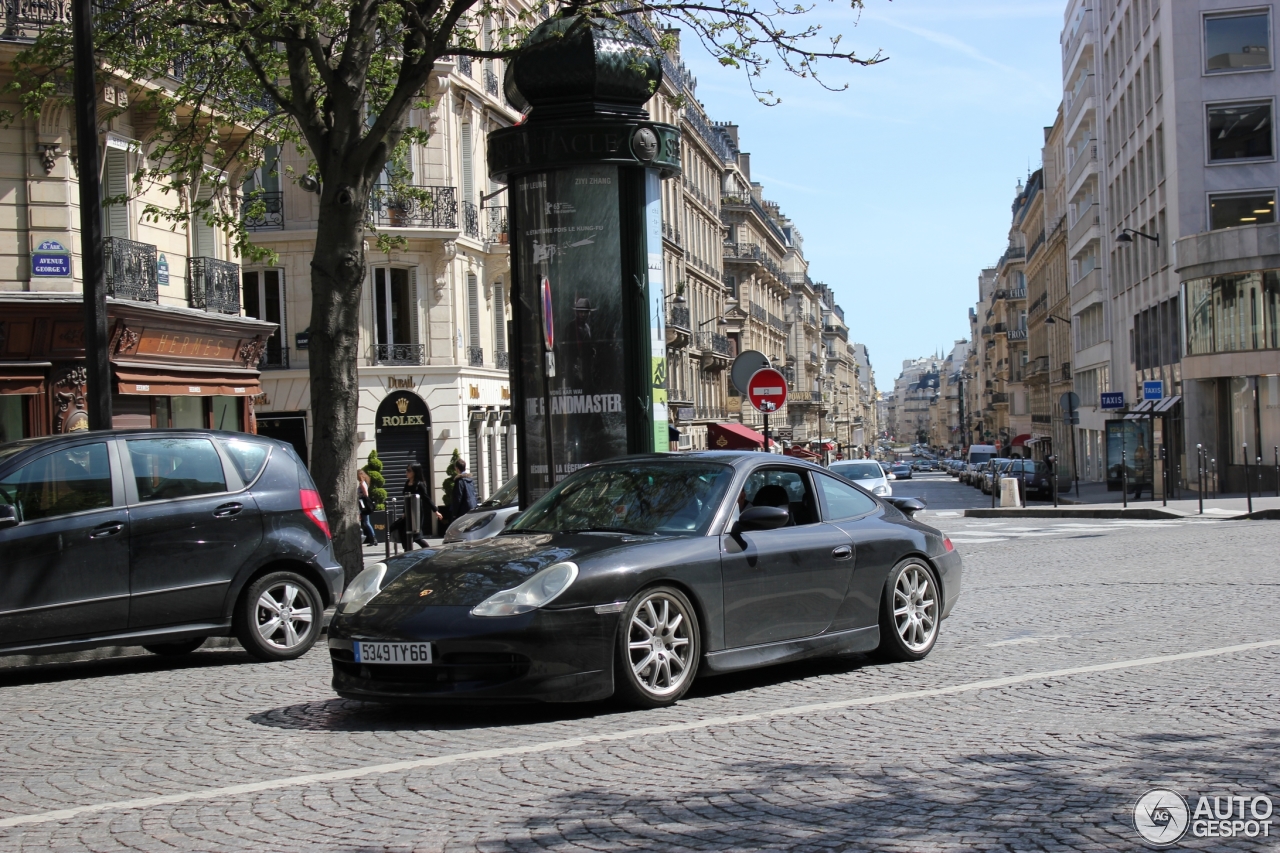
[[943, 537, 955, 553], [300, 489, 331, 539]]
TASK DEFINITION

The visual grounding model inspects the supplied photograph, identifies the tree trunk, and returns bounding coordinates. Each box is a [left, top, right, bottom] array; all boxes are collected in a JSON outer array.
[[308, 176, 373, 584]]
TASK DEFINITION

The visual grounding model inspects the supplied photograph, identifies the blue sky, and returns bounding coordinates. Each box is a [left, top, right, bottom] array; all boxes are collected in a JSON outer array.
[[676, 0, 1066, 390]]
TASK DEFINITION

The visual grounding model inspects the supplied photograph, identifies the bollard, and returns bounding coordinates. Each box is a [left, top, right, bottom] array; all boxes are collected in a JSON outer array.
[[1275, 446, 1279, 498], [1197, 444, 1204, 515], [1160, 445, 1167, 507], [999, 477, 1020, 507], [1244, 444, 1253, 514], [1211, 458, 1218, 498], [1050, 455, 1059, 508], [1121, 447, 1128, 508]]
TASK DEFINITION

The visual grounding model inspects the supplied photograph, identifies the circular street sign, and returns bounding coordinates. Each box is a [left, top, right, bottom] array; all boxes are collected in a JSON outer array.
[[1059, 391, 1080, 413], [747, 367, 788, 414], [731, 350, 770, 395]]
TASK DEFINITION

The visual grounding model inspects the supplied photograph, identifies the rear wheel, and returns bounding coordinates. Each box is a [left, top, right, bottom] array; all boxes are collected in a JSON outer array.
[[234, 571, 322, 662], [615, 586, 700, 708], [876, 559, 941, 662], [142, 638, 206, 656]]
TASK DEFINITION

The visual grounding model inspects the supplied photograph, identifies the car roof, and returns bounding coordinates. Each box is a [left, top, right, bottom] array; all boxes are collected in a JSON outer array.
[[0, 429, 288, 464]]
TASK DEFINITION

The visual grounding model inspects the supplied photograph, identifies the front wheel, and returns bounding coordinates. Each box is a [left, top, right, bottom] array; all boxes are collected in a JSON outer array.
[[615, 586, 701, 708], [234, 571, 322, 662], [876, 559, 941, 662]]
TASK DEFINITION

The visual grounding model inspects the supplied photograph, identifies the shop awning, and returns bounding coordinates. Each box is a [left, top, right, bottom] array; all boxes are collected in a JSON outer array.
[[115, 366, 261, 396], [1011, 433, 1031, 447], [1154, 395, 1181, 413], [707, 421, 766, 450], [0, 364, 48, 394]]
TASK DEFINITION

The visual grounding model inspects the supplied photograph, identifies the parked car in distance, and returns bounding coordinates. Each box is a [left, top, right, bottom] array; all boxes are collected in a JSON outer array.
[[1003, 459, 1060, 499], [829, 459, 893, 497], [443, 476, 520, 543], [961, 444, 997, 485], [329, 452, 962, 707], [981, 458, 1015, 494], [0, 430, 344, 662]]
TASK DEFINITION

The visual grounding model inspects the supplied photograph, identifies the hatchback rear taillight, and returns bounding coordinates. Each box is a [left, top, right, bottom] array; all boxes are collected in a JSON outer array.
[[943, 537, 955, 553], [300, 489, 331, 539]]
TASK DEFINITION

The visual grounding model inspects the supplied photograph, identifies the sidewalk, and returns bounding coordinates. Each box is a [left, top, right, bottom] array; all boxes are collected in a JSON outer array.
[[362, 538, 444, 565], [966, 484, 1280, 520]]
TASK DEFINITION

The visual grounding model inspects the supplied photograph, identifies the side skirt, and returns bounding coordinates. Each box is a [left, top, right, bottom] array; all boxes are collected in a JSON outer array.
[[700, 625, 880, 675]]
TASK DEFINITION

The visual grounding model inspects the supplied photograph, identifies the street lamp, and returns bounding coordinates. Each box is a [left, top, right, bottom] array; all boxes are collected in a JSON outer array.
[[1043, 314, 1071, 325], [697, 316, 728, 328], [1116, 228, 1160, 247]]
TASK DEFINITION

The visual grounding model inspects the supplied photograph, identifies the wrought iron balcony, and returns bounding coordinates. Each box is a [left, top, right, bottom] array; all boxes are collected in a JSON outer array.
[[667, 304, 691, 330], [462, 201, 480, 239], [368, 184, 458, 229], [242, 191, 284, 230], [103, 237, 158, 303], [496, 351, 510, 370], [1, 0, 69, 41], [188, 257, 240, 314], [457, 55, 472, 77], [370, 344, 426, 366], [484, 206, 508, 244], [484, 68, 500, 97], [468, 345, 484, 367], [808, 352, 819, 365], [259, 345, 290, 370], [696, 331, 732, 358]]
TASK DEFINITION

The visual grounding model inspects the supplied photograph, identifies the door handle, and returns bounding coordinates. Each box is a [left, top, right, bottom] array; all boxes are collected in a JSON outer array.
[[831, 545, 853, 560], [214, 502, 243, 518], [90, 522, 124, 538]]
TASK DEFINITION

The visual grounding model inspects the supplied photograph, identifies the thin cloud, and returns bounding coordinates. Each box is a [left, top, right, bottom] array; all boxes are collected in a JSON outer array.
[[863, 13, 1023, 75]]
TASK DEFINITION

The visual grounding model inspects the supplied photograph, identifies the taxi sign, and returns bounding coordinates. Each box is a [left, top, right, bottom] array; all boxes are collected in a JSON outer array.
[[747, 367, 787, 413]]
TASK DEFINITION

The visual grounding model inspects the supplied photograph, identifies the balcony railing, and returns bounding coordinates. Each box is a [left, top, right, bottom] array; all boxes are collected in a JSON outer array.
[[696, 331, 732, 356], [103, 236, 158, 303], [1068, 204, 1099, 248], [484, 206, 508, 243], [1, 0, 70, 42], [467, 345, 484, 367], [242, 191, 284, 231], [683, 106, 733, 163], [808, 352, 819, 365], [462, 201, 480, 239], [259, 345, 290, 370], [371, 344, 426, 365], [484, 67, 500, 97], [667, 304, 691, 330], [369, 184, 458, 229], [187, 257, 240, 314], [496, 351, 509, 370], [748, 302, 767, 324], [768, 312, 786, 332], [1068, 142, 1097, 191], [457, 55, 472, 77]]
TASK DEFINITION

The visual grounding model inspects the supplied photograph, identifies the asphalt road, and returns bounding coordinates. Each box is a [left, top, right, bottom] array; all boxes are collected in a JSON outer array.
[[0, 475, 1275, 851]]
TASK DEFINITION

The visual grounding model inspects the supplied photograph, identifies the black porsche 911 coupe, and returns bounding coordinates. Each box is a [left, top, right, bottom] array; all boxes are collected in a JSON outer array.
[[328, 452, 962, 708]]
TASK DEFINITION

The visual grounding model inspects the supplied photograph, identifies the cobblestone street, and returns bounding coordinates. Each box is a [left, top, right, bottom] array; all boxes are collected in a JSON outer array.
[[1, 481, 1276, 851]]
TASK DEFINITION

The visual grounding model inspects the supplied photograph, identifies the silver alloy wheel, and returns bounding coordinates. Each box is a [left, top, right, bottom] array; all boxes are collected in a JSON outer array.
[[255, 582, 315, 651], [627, 592, 694, 697], [892, 563, 938, 652]]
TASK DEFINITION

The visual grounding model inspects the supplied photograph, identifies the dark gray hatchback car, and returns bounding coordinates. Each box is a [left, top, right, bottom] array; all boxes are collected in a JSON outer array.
[[0, 430, 344, 661]]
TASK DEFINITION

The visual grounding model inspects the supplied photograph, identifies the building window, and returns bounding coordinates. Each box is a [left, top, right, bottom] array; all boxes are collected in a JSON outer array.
[[1209, 190, 1277, 229], [1207, 102, 1274, 162], [1205, 12, 1271, 73], [243, 270, 286, 367], [1185, 271, 1280, 355], [374, 267, 413, 349], [0, 395, 25, 443]]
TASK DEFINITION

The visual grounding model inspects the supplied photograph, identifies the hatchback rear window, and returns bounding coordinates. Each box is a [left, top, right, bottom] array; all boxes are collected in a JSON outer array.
[[221, 438, 271, 484]]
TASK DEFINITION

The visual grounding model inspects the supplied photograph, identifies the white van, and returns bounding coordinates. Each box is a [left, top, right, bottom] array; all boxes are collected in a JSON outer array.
[[963, 444, 998, 485]]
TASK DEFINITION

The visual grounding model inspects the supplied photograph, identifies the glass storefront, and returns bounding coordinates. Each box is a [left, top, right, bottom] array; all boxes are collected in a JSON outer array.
[[1186, 271, 1280, 354], [1229, 374, 1280, 464]]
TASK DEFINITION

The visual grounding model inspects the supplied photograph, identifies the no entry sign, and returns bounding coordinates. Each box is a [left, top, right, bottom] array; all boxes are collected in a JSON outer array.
[[747, 367, 788, 413]]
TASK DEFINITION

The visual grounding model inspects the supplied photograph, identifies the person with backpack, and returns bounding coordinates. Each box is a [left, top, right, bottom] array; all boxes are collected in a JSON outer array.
[[449, 458, 478, 521]]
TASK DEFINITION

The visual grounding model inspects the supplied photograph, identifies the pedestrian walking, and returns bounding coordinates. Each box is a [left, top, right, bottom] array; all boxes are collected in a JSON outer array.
[[357, 470, 378, 546], [1131, 444, 1150, 500], [389, 463, 442, 550], [449, 458, 479, 520]]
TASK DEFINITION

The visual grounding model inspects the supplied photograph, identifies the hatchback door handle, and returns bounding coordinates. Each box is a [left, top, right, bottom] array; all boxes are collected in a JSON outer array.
[[90, 522, 124, 538], [214, 502, 243, 518], [831, 545, 852, 560]]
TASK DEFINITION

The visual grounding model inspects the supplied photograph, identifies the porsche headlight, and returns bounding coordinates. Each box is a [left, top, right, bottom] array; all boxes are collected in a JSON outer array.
[[338, 562, 387, 614], [471, 561, 579, 617]]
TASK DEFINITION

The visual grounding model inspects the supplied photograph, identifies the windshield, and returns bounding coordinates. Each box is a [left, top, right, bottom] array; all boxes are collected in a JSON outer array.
[[509, 461, 734, 536], [480, 476, 519, 508], [830, 461, 884, 481]]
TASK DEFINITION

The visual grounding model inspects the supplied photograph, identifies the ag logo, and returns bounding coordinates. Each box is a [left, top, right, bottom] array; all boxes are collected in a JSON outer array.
[[1134, 789, 1189, 845]]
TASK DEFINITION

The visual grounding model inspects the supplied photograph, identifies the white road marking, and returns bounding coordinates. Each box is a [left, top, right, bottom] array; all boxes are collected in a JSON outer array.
[[947, 537, 1009, 544], [2, 638, 1278, 828]]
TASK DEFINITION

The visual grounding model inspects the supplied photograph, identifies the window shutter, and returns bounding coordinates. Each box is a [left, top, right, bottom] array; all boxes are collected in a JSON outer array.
[[104, 148, 130, 239], [409, 266, 420, 346], [460, 123, 474, 205], [493, 280, 506, 354], [194, 184, 217, 259], [467, 272, 481, 349]]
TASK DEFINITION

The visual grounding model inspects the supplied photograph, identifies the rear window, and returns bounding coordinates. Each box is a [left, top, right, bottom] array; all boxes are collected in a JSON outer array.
[[221, 438, 271, 484], [830, 462, 883, 481], [969, 452, 994, 465]]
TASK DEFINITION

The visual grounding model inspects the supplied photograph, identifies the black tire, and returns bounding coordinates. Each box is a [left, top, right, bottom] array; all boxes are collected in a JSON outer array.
[[875, 558, 941, 663], [142, 638, 206, 656], [614, 585, 701, 709], [234, 571, 323, 662]]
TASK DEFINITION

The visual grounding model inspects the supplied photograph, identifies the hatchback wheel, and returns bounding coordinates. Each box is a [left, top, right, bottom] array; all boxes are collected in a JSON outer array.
[[615, 586, 700, 708], [876, 559, 941, 662], [143, 637, 206, 656], [235, 571, 322, 661]]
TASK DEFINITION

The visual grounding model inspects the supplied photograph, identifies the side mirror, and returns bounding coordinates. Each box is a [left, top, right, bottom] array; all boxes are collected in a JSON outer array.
[[735, 505, 789, 532], [0, 505, 17, 530], [885, 497, 926, 518]]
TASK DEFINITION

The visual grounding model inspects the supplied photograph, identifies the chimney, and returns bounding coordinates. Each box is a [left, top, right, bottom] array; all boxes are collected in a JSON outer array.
[[739, 152, 751, 182]]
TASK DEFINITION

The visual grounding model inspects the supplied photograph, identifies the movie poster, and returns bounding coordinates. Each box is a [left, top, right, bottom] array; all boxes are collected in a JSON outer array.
[[645, 170, 669, 452], [515, 165, 628, 498]]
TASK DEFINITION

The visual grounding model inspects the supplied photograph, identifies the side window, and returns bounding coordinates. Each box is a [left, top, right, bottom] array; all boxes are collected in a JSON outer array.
[[815, 474, 878, 521], [741, 468, 818, 526], [127, 438, 227, 502], [0, 443, 113, 522], [221, 438, 271, 484]]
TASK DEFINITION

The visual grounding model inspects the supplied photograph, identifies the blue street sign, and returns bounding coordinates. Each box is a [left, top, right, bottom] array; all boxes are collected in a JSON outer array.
[[1100, 391, 1125, 410], [1143, 380, 1164, 401], [157, 254, 170, 287], [31, 240, 70, 277]]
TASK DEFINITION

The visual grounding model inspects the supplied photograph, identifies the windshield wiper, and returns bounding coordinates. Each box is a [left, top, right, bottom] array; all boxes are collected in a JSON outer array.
[[560, 526, 656, 536]]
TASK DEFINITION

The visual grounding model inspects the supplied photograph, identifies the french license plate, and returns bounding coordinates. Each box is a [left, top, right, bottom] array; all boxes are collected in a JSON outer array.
[[354, 641, 433, 664]]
